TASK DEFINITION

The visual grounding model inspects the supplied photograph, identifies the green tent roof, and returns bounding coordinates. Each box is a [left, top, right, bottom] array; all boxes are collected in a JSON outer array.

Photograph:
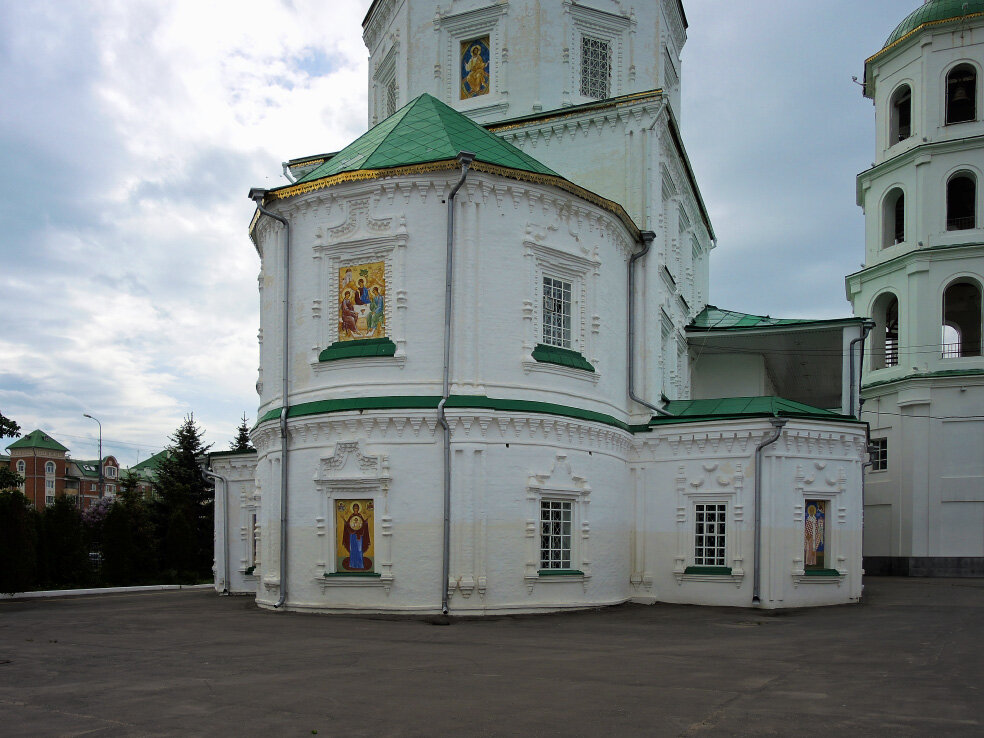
[[296, 93, 559, 183], [884, 0, 984, 48], [687, 305, 862, 332], [6, 429, 69, 452], [131, 450, 168, 472], [648, 397, 853, 426]]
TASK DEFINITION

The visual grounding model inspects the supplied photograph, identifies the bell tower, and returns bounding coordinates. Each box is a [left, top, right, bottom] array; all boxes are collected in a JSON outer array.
[[361, 0, 689, 127], [847, 0, 984, 576]]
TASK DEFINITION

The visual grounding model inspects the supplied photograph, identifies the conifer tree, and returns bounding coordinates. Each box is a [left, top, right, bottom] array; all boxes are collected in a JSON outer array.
[[230, 413, 254, 452], [0, 491, 37, 594], [152, 414, 213, 581]]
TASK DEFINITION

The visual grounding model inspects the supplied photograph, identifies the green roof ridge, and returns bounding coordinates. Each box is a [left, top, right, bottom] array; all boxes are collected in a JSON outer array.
[[296, 94, 559, 183], [650, 396, 852, 425], [6, 429, 69, 452], [688, 305, 861, 331], [884, 0, 984, 49]]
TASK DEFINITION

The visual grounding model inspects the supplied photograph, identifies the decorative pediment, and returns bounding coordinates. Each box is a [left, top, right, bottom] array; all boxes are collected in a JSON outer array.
[[315, 440, 388, 482], [325, 198, 393, 243], [528, 452, 590, 495]]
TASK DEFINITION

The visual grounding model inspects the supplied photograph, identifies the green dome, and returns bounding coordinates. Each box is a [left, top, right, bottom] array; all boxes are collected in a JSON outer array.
[[884, 0, 984, 48]]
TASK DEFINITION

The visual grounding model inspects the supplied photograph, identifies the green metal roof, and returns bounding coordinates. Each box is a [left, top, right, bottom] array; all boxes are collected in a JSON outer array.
[[687, 305, 862, 332], [131, 450, 168, 472], [296, 93, 559, 183], [884, 0, 984, 48], [6, 429, 69, 452], [648, 396, 853, 426]]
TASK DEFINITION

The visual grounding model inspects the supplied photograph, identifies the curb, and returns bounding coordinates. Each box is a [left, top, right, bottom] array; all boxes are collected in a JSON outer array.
[[1, 583, 215, 600]]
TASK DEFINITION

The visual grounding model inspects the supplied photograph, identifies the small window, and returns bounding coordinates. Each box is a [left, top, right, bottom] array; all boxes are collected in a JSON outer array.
[[45, 461, 55, 474], [580, 35, 611, 99], [91, 483, 97, 492], [46, 495, 55, 506], [385, 77, 397, 117], [883, 188, 905, 247], [45, 479, 55, 491], [947, 174, 976, 231], [694, 503, 726, 567], [16, 459, 25, 473], [946, 64, 976, 125], [542, 276, 572, 349], [890, 85, 912, 143], [870, 438, 888, 471], [105, 466, 117, 479], [540, 499, 573, 570], [105, 484, 115, 495]]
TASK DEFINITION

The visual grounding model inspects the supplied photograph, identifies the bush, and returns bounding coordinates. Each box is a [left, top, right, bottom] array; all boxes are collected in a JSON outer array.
[[0, 491, 38, 594]]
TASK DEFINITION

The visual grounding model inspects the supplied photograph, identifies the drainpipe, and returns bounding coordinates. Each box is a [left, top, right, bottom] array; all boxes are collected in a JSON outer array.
[[203, 463, 230, 595], [752, 416, 787, 606], [848, 320, 876, 418], [628, 230, 673, 417], [438, 151, 476, 617], [248, 187, 290, 610], [281, 162, 296, 183]]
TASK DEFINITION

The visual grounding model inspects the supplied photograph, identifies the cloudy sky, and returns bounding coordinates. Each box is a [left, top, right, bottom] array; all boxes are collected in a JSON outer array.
[[0, 0, 908, 463]]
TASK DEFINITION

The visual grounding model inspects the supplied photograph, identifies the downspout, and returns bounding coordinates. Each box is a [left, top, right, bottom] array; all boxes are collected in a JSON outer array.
[[438, 151, 476, 617], [848, 320, 876, 418], [752, 416, 787, 606], [628, 230, 673, 417], [248, 187, 291, 610], [203, 462, 230, 595], [281, 162, 296, 183]]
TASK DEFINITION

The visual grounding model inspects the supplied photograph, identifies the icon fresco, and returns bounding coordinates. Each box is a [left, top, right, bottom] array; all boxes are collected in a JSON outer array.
[[460, 36, 490, 99], [804, 500, 826, 569], [338, 261, 385, 341], [336, 499, 374, 573]]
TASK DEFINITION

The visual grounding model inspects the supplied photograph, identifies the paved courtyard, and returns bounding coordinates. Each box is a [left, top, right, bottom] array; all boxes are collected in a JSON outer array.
[[1, 577, 982, 737]]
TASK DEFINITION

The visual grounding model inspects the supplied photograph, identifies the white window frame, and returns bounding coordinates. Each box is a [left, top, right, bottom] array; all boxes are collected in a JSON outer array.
[[569, 5, 630, 104], [45, 478, 55, 492], [105, 465, 117, 479], [693, 502, 728, 567], [674, 468, 745, 586], [372, 44, 398, 123], [541, 274, 573, 349], [539, 498, 575, 571], [45, 461, 56, 474], [16, 459, 25, 474], [579, 34, 611, 99], [869, 438, 888, 472], [105, 484, 115, 495], [525, 453, 591, 591], [436, 3, 507, 119], [792, 466, 847, 585]]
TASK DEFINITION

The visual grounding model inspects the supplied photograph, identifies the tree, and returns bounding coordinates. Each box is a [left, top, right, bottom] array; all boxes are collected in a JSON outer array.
[[152, 414, 213, 581], [0, 409, 20, 439], [230, 413, 254, 452], [0, 491, 37, 594], [0, 410, 24, 491], [36, 496, 89, 588], [101, 495, 156, 586]]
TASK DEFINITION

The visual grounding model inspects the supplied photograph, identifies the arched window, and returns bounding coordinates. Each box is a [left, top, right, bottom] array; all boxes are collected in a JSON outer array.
[[883, 188, 905, 247], [45, 461, 55, 474], [942, 279, 982, 358], [947, 174, 976, 230], [890, 85, 912, 143], [946, 64, 976, 124], [871, 293, 900, 369], [16, 460, 25, 474]]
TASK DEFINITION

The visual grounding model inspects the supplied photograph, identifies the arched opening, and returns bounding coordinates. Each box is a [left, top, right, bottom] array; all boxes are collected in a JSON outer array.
[[871, 293, 900, 370], [942, 279, 982, 358], [16, 460, 25, 474], [947, 174, 976, 230], [45, 461, 55, 474], [890, 84, 912, 143], [882, 188, 905, 247], [946, 64, 977, 124]]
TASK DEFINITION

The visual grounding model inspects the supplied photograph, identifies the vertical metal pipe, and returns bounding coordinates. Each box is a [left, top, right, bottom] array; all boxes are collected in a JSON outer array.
[[203, 464, 230, 595], [628, 231, 673, 417], [438, 152, 475, 616], [752, 417, 787, 605]]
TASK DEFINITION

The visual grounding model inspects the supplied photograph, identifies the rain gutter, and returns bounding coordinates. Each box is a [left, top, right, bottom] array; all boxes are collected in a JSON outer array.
[[438, 151, 475, 616], [248, 187, 290, 610], [752, 417, 787, 606], [202, 463, 230, 595], [849, 320, 876, 417], [628, 230, 673, 417]]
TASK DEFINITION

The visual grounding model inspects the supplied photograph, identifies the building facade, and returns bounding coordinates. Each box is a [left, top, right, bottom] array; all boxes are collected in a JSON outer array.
[[218, 0, 869, 614], [848, 0, 984, 576]]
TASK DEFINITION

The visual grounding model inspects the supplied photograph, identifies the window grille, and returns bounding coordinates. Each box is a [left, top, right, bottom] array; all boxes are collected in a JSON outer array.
[[580, 36, 611, 99], [870, 438, 888, 471], [694, 503, 726, 566], [385, 77, 397, 117], [542, 276, 572, 349], [540, 499, 573, 569]]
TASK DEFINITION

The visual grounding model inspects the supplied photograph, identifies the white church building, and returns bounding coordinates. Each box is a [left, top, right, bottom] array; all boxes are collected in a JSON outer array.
[[208, 0, 875, 615]]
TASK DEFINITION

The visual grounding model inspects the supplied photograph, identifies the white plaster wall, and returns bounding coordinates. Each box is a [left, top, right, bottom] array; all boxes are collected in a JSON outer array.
[[363, 0, 687, 126], [210, 453, 260, 595], [690, 353, 774, 400]]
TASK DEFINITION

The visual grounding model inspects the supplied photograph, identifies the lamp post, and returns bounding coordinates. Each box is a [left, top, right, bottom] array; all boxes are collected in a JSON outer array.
[[83, 414, 102, 504]]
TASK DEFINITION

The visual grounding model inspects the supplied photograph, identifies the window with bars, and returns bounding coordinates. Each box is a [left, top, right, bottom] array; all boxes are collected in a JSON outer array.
[[540, 499, 573, 570], [694, 503, 727, 566], [385, 77, 397, 117], [542, 276, 572, 349], [869, 439, 888, 471], [580, 36, 611, 99]]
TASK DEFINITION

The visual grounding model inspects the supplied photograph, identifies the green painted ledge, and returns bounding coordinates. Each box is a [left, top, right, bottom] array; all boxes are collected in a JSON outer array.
[[804, 568, 841, 577], [684, 565, 733, 576], [531, 344, 595, 372], [538, 569, 584, 576], [319, 337, 396, 362], [324, 572, 382, 578]]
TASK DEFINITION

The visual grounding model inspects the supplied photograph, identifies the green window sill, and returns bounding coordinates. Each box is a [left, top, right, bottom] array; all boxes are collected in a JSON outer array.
[[319, 337, 396, 362], [531, 344, 595, 372], [684, 566, 733, 576], [537, 569, 584, 576], [804, 568, 841, 577], [324, 572, 382, 578]]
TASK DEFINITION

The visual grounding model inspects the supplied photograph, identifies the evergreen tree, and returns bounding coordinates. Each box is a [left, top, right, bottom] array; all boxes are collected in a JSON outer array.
[[37, 496, 89, 588], [152, 414, 213, 581], [230, 413, 254, 452], [0, 491, 37, 594], [102, 495, 157, 585]]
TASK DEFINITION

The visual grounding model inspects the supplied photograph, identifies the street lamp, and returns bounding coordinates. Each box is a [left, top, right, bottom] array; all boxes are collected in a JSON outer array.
[[82, 414, 102, 504]]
